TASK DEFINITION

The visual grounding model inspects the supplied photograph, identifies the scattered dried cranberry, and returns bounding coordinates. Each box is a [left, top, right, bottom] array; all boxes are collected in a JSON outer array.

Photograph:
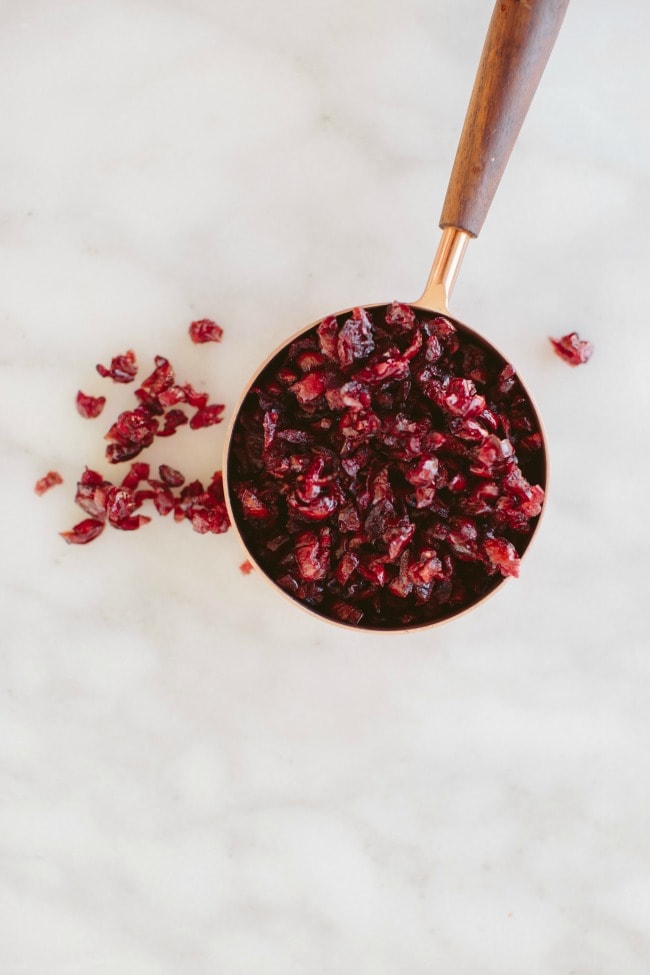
[[96, 350, 137, 383], [35, 471, 63, 495], [60, 518, 105, 545], [157, 409, 189, 437], [59, 329, 231, 546], [549, 332, 593, 366], [228, 302, 546, 629], [189, 403, 225, 429], [239, 560, 254, 575], [76, 391, 106, 418], [139, 355, 174, 396], [189, 319, 223, 344], [105, 407, 159, 463], [159, 464, 185, 488]]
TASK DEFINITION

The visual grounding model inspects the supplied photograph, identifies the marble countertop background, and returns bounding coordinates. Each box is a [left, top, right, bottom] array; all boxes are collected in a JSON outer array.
[[2, 0, 650, 972]]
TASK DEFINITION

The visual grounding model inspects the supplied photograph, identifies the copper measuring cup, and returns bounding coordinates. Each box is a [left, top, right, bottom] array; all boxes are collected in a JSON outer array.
[[223, 0, 570, 630]]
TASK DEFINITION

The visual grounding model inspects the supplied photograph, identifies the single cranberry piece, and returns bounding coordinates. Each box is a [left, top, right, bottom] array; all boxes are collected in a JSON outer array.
[[104, 486, 137, 524], [144, 479, 174, 516], [549, 332, 593, 366], [112, 514, 152, 532], [121, 462, 150, 490], [189, 318, 223, 344], [190, 506, 230, 534], [331, 601, 364, 626], [444, 378, 486, 418], [240, 560, 254, 574], [60, 518, 105, 544], [385, 302, 415, 330], [190, 403, 225, 429], [76, 391, 106, 418], [159, 464, 185, 488], [484, 536, 521, 578], [317, 316, 339, 360], [35, 471, 63, 495], [157, 409, 189, 437], [290, 370, 327, 404], [295, 529, 331, 581], [337, 307, 375, 367], [96, 350, 137, 383], [139, 355, 175, 395], [237, 487, 275, 521]]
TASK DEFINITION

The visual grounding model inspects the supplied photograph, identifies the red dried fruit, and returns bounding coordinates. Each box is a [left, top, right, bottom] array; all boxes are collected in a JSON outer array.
[[444, 378, 485, 418], [35, 471, 63, 495], [189, 318, 223, 344], [337, 308, 375, 367], [317, 316, 339, 360], [239, 560, 254, 575], [158, 464, 185, 488], [147, 479, 175, 516], [96, 350, 137, 383], [104, 486, 137, 524], [385, 301, 416, 330], [157, 409, 189, 437], [76, 391, 106, 418], [112, 514, 152, 532], [295, 529, 331, 581], [549, 332, 593, 366], [74, 468, 109, 519], [189, 403, 225, 429], [484, 536, 521, 578], [105, 407, 159, 463], [121, 462, 150, 490], [331, 601, 364, 626], [290, 370, 327, 404], [140, 356, 175, 396], [60, 518, 105, 544], [190, 506, 230, 535]]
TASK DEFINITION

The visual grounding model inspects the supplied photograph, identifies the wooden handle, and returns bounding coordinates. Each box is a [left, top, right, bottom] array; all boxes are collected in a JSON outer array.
[[440, 0, 569, 238]]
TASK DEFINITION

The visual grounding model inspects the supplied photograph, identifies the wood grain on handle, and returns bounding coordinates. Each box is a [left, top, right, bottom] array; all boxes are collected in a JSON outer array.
[[440, 0, 570, 238]]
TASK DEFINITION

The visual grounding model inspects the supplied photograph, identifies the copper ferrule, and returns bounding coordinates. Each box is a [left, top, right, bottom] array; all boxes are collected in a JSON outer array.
[[415, 226, 471, 312]]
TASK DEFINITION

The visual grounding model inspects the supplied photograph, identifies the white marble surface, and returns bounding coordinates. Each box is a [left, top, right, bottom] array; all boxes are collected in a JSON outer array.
[[2, 0, 650, 971]]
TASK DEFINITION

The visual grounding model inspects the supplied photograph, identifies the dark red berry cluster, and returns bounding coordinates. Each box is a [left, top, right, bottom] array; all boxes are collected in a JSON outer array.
[[61, 464, 229, 544], [54, 319, 230, 544]]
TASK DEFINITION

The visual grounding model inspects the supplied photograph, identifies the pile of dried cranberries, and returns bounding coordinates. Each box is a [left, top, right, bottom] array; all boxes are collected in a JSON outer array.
[[54, 320, 230, 544], [228, 303, 547, 629]]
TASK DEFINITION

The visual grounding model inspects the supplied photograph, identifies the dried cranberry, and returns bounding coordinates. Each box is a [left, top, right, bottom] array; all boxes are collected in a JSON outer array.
[[147, 479, 175, 516], [189, 404, 225, 429], [60, 518, 105, 544], [337, 308, 375, 367], [549, 332, 593, 366], [189, 318, 223, 344], [190, 506, 230, 535], [139, 356, 174, 396], [105, 407, 158, 462], [96, 350, 137, 383], [295, 529, 331, 580], [76, 391, 106, 418], [121, 462, 150, 490], [385, 301, 416, 331], [158, 464, 185, 488], [104, 486, 137, 524], [484, 536, 521, 577], [157, 409, 189, 437], [112, 514, 152, 532], [317, 316, 339, 360], [239, 560, 254, 574], [35, 471, 63, 495]]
